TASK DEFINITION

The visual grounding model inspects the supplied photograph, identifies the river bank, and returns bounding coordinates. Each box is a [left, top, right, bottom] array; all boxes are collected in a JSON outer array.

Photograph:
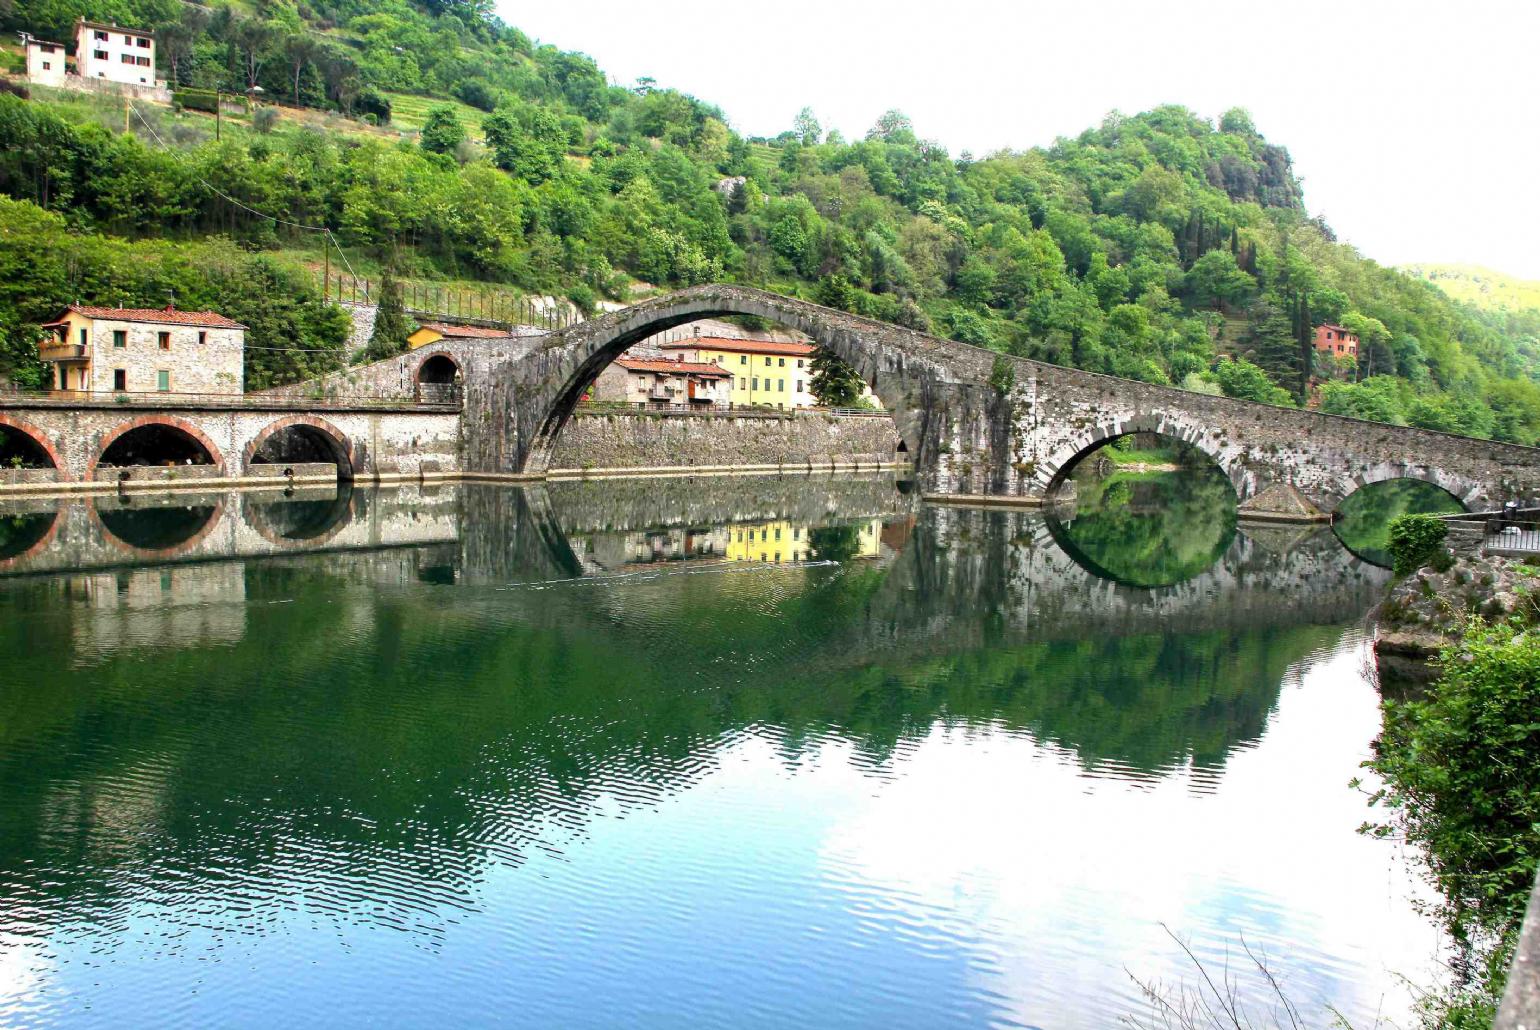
[[1368, 522, 1540, 1026]]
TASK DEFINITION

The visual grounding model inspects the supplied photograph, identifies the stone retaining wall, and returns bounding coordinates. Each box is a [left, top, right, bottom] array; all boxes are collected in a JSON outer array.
[[548, 410, 902, 471]]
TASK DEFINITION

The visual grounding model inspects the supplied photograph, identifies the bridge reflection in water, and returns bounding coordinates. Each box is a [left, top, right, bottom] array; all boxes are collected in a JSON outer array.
[[0, 472, 1423, 1028]]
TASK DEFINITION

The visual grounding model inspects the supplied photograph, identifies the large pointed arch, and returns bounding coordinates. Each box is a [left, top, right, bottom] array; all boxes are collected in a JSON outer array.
[[495, 286, 947, 475]]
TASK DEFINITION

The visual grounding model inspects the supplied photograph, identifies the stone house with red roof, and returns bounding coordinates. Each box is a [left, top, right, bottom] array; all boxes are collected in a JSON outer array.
[[591, 355, 734, 409], [40, 305, 247, 395]]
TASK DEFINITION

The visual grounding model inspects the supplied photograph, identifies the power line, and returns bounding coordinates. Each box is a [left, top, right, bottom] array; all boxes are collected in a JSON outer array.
[[125, 100, 360, 280]]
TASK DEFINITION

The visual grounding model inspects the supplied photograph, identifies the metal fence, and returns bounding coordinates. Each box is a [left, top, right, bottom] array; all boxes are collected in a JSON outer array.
[[316, 271, 584, 332]]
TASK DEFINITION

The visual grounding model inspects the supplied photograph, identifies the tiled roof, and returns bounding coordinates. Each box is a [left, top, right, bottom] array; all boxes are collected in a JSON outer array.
[[45, 305, 246, 329], [616, 357, 732, 377], [418, 322, 510, 339], [660, 337, 816, 357]]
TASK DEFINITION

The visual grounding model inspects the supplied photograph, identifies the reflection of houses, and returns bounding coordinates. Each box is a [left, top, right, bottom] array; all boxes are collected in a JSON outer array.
[[725, 520, 882, 563], [580, 526, 731, 569], [70, 565, 248, 657], [591, 356, 733, 410], [39, 305, 247, 395]]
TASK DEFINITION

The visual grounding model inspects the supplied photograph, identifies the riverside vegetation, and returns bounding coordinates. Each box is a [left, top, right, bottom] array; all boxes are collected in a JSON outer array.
[[0, 0, 1539, 434], [1362, 515, 1540, 1025]]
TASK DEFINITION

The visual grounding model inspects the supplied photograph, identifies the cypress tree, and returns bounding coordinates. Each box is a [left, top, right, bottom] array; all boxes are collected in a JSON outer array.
[[363, 269, 411, 362]]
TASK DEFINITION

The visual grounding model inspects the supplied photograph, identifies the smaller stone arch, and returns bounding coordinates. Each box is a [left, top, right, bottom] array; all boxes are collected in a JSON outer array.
[[0, 413, 65, 475], [1036, 413, 1245, 500], [1335, 464, 1485, 513], [244, 415, 356, 481], [91, 416, 224, 478]]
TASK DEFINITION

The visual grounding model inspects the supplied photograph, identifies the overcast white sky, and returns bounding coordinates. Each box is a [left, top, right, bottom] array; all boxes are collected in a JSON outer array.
[[500, 0, 1540, 279]]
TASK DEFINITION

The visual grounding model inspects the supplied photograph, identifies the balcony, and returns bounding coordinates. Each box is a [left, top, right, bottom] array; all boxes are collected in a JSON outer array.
[[39, 342, 87, 362]]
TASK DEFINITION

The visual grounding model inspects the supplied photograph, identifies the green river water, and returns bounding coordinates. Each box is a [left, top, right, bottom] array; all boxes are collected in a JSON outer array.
[[0, 468, 1454, 1027]]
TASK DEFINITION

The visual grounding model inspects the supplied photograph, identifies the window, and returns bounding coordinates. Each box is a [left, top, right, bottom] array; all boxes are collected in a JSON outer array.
[[738, 377, 746, 390], [778, 358, 785, 367], [137, 56, 150, 66], [774, 528, 781, 541], [121, 53, 134, 63], [765, 357, 772, 366], [793, 528, 801, 540], [79, 327, 87, 347], [94, 50, 107, 60], [40, 44, 55, 53], [113, 369, 126, 391], [797, 359, 804, 368], [94, 30, 108, 40], [157, 370, 170, 392], [778, 379, 785, 391], [739, 355, 746, 365], [41, 61, 51, 71], [752, 377, 759, 390], [136, 36, 150, 48], [198, 331, 207, 345], [112, 329, 126, 349], [158, 331, 170, 350], [796, 380, 803, 393]]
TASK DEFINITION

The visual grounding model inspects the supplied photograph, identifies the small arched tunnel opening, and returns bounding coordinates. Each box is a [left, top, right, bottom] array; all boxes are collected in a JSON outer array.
[[0, 423, 57, 469], [417, 354, 462, 402], [97, 498, 218, 552], [1044, 432, 1239, 588], [99, 424, 215, 469], [251, 425, 354, 482], [1332, 478, 1468, 568]]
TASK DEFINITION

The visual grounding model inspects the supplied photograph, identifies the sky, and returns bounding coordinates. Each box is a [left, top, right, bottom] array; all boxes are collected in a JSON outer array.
[[500, 0, 1540, 279]]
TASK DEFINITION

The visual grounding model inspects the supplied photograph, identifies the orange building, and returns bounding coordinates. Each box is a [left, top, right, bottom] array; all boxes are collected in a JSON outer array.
[[1312, 324, 1359, 359]]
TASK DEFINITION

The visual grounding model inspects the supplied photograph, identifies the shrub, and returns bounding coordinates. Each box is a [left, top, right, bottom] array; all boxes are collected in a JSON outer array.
[[252, 106, 279, 134], [1362, 618, 1540, 1022], [1387, 513, 1450, 575], [989, 354, 1016, 397]]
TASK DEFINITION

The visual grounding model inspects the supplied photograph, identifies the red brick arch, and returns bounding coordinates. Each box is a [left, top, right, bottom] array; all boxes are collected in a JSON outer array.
[[0, 413, 67, 477], [89, 415, 225, 478], [242, 415, 356, 479]]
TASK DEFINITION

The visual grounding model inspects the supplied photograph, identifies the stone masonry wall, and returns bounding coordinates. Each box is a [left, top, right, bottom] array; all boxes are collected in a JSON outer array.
[[547, 411, 902, 471]]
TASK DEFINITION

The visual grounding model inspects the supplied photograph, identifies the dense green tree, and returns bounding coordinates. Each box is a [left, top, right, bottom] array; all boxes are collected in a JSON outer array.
[[418, 105, 466, 155], [808, 347, 867, 407]]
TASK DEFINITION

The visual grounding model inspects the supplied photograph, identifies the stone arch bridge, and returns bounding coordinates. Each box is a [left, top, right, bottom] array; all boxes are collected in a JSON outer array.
[[469, 284, 1540, 512], [5, 284, 1540, 511]]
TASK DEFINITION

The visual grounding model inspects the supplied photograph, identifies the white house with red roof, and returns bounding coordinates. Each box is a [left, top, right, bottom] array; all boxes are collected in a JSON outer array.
[[40, 305, 248, 395], [591, 355, 734, 409]]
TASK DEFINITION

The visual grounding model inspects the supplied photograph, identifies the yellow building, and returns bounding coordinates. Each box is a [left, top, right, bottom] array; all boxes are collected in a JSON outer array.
[[725, 520, 882, 564], [407, 322, 510, 350], [658, 337, 819, 410]]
